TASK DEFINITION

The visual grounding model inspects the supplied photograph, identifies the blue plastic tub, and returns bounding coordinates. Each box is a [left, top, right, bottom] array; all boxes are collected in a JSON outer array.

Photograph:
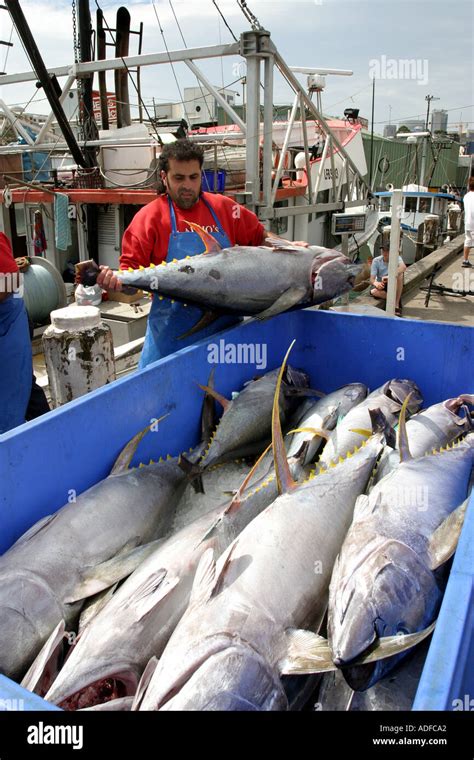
[[0, 310, 472, 710], [201, 169, 226, 192]]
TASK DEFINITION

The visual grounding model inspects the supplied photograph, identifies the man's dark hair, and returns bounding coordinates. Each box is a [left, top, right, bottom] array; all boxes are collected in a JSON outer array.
[[158, 140, 204, 174], [468, 176, 474, 192]]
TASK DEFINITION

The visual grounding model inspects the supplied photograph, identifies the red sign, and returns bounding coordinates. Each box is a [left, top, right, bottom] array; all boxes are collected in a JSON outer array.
[[92, 90, 117, 126]]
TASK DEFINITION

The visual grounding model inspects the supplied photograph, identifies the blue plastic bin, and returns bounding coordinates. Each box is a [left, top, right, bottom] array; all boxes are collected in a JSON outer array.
[[201, 169, 226, 192], [0, 310, 473, 710]]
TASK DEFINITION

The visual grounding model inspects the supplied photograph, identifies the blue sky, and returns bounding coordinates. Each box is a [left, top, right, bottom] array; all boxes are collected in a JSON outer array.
[[1, 0, 472, 135]]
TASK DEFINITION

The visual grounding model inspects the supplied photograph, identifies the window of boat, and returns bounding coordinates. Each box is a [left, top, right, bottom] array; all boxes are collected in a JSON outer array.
[[14, 205, 26, 236], [404, 197, 417, 213], [418, 197, 432, 213], [380, 196, 391, 212]]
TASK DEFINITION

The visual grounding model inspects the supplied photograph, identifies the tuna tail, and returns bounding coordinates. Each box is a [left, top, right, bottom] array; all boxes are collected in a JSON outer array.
[[178, 453, 204, 494], [462, 404, 474, 430], [368, 408, 396, 449], [178, 372, 227, 493], [286, 426, 329, 463], [396, 392, 413, 462], [75, 259, 100, 287], [350, 408, 396, 448]]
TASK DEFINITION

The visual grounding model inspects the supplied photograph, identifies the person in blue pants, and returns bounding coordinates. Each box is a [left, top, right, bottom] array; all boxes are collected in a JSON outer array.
[[0, 232, 33, 434]]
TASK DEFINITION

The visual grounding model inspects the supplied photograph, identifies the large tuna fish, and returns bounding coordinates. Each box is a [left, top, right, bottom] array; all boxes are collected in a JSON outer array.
[[0, 424, 188, 681], [192, 365, 310, 473], [44, 447, 289, 710], [328, 403, 474, 691], [76, 225, 360, 325], [318, 379, 423, 467], [373, 393, 473, 484], [133, 347, 392, 711], [286, 383, 368, 472]]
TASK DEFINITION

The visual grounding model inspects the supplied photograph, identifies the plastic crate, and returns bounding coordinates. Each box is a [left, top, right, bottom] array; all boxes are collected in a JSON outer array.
[[0, 310, 473, 710], [201, 169, 226, 192]]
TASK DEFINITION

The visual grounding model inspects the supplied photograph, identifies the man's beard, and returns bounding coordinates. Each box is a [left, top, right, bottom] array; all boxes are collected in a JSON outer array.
[[170, 188, 200, 210]]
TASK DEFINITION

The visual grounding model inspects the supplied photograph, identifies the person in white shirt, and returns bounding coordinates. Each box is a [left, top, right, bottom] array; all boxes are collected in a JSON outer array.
[[462, 176, 474, 268], [370, 245, 407, 316]]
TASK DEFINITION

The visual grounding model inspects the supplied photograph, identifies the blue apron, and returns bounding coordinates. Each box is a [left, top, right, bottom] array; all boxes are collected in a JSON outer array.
[[139, 195, 240, 368], [0, 296, 32, 434]]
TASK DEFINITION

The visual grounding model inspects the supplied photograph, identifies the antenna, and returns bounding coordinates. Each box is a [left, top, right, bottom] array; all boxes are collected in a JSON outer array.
[[289, 67, 352, 112]]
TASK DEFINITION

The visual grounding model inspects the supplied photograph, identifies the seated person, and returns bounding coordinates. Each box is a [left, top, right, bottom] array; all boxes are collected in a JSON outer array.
[[370, 245, 406, 316]]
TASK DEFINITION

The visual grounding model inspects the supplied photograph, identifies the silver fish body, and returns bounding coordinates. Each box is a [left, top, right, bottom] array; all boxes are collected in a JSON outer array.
[[137, 435, 385, 711], [328, 434, 474, 690]]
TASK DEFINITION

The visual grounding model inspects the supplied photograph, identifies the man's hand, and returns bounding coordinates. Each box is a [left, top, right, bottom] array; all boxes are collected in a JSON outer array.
[[375, 280, 385, 290], [97, 266, 122, 292], [292, 240, 310, 248]]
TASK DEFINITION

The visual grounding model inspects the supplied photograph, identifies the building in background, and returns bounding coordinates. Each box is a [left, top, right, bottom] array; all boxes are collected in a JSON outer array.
[[384, 124, 397, 138], [401, 119, 425, 132], [431, 109, 448, 133]]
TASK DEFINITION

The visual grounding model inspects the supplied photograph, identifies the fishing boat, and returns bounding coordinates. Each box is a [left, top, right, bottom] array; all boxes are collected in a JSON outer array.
[[374, 183, 462, 264]]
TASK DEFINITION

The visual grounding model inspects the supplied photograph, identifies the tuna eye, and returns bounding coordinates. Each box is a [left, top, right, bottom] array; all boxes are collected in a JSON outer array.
[[396, 625, 410, 636]]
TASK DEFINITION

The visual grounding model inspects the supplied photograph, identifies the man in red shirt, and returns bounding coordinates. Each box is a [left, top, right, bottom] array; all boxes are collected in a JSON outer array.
[[98, 139, 308, 367], [0, 232, 33, 433]]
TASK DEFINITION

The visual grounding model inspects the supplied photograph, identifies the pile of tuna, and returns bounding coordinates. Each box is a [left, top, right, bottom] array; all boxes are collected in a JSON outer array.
[[0, 354, 472, 711]]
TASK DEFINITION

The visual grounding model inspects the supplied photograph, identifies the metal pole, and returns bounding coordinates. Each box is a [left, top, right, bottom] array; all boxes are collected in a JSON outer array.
[[299, 93, 313, 204], [386, 188, 402, 316], [137, 21, 144, 123], [0, 42, 242, 85], [35, 74, 76, 144], [340, 233, 350, 304], [419, 137, 427, 187], [336, 157, 346, 201], [311, 136, 330, 204], [273, 51, 367, 189], [425, 96, 431, 131], [262, 54, 274, 212], [0, 98, 35, 144], [5, 0, 89, 167], [271, 94, 298, 205], [328, 135, 337, 202], [97, 8, 109, 130], [185, 60, 246, 134], [244, 54, 260, 208], [369, 76, 375, 189], [78, 0, 99, 146]]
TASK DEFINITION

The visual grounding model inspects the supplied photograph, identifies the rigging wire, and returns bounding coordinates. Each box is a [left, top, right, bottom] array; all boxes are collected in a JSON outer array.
[[151, 0, 191, 127], [212, 0, 238, 42], [168, 0, 214, 123], [2, 23, 14, 73]]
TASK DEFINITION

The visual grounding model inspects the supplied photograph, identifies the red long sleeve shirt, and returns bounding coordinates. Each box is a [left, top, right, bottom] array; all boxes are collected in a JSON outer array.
[[0, 232, 19, 274], [120, 192, 266, 270]]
